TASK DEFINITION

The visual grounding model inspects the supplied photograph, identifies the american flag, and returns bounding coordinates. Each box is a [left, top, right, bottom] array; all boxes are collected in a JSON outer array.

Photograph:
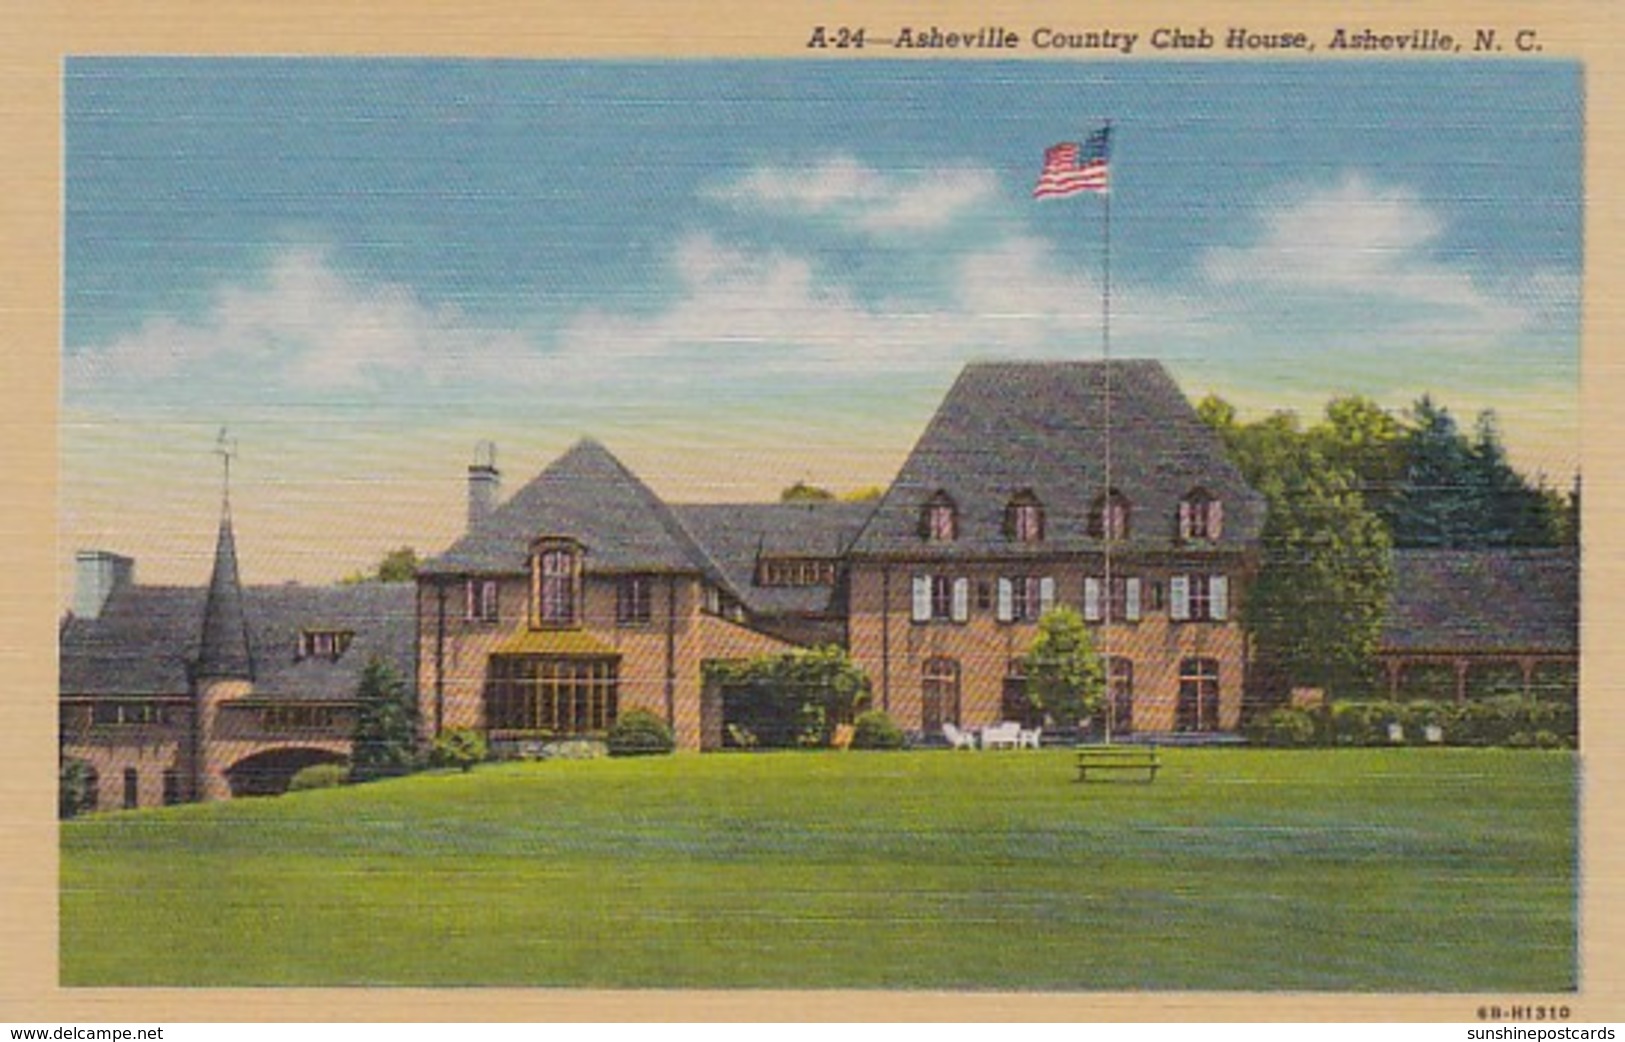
[[1033, 125, 1111, 198]]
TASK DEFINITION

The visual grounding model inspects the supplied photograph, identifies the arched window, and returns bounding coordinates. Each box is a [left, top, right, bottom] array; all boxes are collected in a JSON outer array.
[[1180, 488, 1223, 541], [1004, 490, 1045, 543], [921, 657, 961, 731], [1089, 490, 1131, 541], [1177, 657, 1221, 732], [532, 539, 582, 628], [920, 491, 958, 543]]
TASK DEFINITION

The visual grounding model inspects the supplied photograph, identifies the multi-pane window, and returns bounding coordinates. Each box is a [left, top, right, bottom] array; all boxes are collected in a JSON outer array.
[[485, 656, 620, 735], [1090, 491, 1131, 540], [921, 657, 961, 731], [912, 575, 968, 623], [1170, 574, 1229, 622], [617, 575, 653, 626], [89, 700, 173, 727], [465, 578, 499, 622], [260, 705, 339, 731], [758, 559, 837, 587], [922, 492, 958, 542], [1006, 492, 1045, 543], [536, 547, 579, 627], [1085, 576, 1142, 622], [300, 630, 353, 660], [1181, 490, 1224, 542], [1004, 576, 1049, 622], [1177, 657, 1221, 732]]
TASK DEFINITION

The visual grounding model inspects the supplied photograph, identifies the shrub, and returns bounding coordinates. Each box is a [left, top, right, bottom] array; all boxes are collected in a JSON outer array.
[[288, 763, 349, 792], [849, 710, 905, 750], [430, 728, 488, 773], [539, 739, 608, 760], [606, 709, 675, 756], [708, 647, 871, 748], [1244, 707, 1318, 747], [59, 758, 96, 819]]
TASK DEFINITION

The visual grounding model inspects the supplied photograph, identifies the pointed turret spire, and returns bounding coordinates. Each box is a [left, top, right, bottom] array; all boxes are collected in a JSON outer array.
[[195, 433, 254, 680]]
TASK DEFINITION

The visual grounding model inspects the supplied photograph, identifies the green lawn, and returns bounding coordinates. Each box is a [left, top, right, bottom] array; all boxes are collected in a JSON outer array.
[[60, 748, 1576, 990]]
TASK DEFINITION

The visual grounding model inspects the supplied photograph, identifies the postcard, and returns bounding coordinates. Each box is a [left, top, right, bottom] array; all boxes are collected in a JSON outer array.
[[5, 0, 1618, 1025]]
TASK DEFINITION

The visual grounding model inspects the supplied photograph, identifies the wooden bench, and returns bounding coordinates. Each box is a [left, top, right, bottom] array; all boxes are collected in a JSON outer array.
[[1076, 744, 1160, 783]]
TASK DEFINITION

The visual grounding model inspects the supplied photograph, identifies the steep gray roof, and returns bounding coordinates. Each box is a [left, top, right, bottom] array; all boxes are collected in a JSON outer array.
[[60, 581, 417, 701], [1382, 549, 1578, 654], [675, 501, 874, 615], [195, 513, 254, 680], [850, 360, 1265, 557], [422, 438, 721, 579]]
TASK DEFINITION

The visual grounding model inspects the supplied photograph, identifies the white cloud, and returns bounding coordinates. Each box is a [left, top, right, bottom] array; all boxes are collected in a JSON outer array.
[[708, 157, 999, 233], [553, 231, 1206, 384], [1197, 173, 1571, 353], [68, 247, 541, 395]]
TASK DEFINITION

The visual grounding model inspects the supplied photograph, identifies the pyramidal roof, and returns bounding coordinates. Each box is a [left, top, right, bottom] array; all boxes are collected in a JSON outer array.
[[423, 438, 722, 578], [850, 359, 1266, 556], [194, 510, 255, 680]]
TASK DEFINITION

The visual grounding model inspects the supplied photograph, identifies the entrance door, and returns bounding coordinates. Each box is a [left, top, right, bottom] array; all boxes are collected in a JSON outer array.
[[921, 658, 960, 734]]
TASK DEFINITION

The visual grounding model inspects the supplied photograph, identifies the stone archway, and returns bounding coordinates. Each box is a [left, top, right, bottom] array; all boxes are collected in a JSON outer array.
[[225, 747, 348, 797]]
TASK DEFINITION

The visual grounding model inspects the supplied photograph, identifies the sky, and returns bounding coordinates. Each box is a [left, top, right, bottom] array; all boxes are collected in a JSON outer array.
[[61, 58, 1583, 591]]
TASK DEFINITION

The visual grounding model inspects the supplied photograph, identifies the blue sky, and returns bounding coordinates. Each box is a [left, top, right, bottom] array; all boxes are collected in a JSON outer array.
[[62, 58, 1582, 586]]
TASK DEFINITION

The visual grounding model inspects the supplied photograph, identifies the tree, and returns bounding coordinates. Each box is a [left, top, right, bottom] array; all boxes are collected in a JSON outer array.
[[841, 485, 885, 503], [340, 546, 419, 584], [429, 728, 487, 773], [349, 657, 420, 782], [708, 646, 871, 747], [1310, 395, 1405, 520], [1244, 445, 1393, 700], [1020, 606, 1105, 729], [780, 481, 836, 503]]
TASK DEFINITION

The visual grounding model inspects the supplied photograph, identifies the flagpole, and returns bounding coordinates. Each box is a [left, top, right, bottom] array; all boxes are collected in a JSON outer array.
[[1100, 120, 1114, 745]]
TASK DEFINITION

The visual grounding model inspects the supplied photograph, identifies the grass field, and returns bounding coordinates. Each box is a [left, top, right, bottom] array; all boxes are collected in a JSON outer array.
[[60, 748, 1576, 990]]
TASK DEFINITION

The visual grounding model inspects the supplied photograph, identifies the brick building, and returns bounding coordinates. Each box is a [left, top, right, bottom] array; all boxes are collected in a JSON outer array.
[[62, 357, 1274, 808], [416, 360, 1267, 749], [59, 511, 415, 811]]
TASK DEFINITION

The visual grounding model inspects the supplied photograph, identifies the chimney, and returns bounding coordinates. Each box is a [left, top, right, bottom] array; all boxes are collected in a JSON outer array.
[[468, 440, 500, 531], [73, 550, 134, 620]]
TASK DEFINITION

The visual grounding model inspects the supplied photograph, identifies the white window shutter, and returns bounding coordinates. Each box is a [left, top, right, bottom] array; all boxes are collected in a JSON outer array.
[[996, 578, 1014, 622], [1210, 499, 1224, 540], [1170, 575, 1191, 621], [951, 577, 970, 622], [1126, 577, 1142, 621], [912, 576, 930, 623], [1211, 575, 1229, 621], [1084, 577, 1102, 622], [1179, 500, 1192, 540], [464, 579, 476, 620], [1039, 576, 1056, 613]]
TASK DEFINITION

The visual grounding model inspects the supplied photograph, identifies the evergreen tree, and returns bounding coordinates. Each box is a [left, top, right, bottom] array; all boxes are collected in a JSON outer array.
[[350, 657, 420, 782]]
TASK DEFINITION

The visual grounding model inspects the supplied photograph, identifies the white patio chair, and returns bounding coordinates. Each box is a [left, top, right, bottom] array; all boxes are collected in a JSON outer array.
[[941, 723, 978, 750]]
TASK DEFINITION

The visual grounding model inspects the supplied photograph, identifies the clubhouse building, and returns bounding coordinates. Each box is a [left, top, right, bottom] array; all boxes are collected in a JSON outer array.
[[60, 358, 1577, 809]]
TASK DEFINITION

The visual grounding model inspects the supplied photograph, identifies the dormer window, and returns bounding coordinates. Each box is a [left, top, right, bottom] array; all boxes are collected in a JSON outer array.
[[921, 491, 958, 543], [1005, 491, 1045, 543], [299, 629, 353, 661], [1089, 490, 1131, 541], [531, 539, 582, 628], [1180, 489, 1224, 542]]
